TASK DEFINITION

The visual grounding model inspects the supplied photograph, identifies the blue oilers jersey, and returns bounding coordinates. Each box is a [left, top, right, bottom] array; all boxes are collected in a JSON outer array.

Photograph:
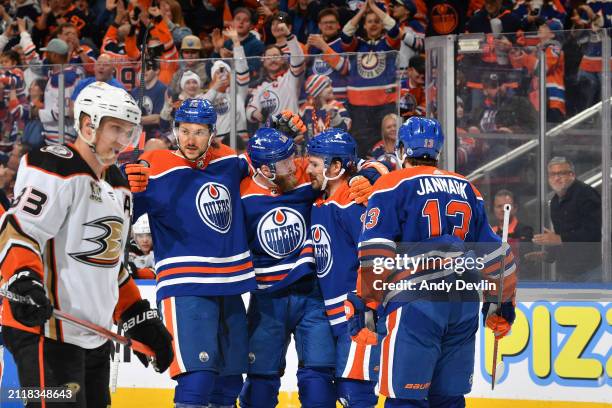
[[240, 158, 318, 292], [133, 146, 256, 303], [311, 181, 365, 337], [358, 166, 517, 314]]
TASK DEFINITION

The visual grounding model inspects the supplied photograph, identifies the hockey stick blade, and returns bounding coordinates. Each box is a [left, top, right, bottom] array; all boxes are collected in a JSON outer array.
[[0, 287, 155, 358]]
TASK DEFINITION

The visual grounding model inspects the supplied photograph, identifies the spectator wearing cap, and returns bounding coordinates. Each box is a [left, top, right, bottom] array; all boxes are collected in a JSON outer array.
[[55, 23, 97, 76], [132, 60, 167, 140], [366, 112, 400, 170], [70, 53, 124, 103], [289, 0, 320, 44], [27, 37, 82, 145], [526, 157, 602, 282], [160, 70, 205, 124], [246, 21, 305, 126], [169, 34, 210, 97], [399, 55, 425, 118], [305, 8, 349, 103], [509, 18, 566, 123], [340, 0, 401, 156], [299, 74, 350, 140], [392, 0, 425, 71], [125, 5, 179, 86], [215, 8, 265, 75], [203, 27, 249, 146]]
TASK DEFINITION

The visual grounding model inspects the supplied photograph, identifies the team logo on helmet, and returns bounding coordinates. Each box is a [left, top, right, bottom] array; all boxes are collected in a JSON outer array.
[[257, 207, 306, 259], [196, 182, 232, 233], [311, 224, 333, 278]]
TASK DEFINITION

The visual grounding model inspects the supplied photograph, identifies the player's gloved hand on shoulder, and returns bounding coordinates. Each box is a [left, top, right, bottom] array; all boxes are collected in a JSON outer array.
[[344, 292, 378, 345], [348, 160, 390, 205], [120, 299, 174, 373], [125, 161, 151, 193], [7, 270, 53, 327], [271, 110, 307, 139], [482, 301, 515, 339]]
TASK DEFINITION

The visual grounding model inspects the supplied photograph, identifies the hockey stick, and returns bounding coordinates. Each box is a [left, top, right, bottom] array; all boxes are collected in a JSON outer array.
[[491, 203, 511, 390], [0, 287, 155, 358]]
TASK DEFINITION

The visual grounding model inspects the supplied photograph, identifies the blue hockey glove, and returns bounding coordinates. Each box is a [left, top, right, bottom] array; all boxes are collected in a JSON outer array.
[[344, 292, 378, 345]]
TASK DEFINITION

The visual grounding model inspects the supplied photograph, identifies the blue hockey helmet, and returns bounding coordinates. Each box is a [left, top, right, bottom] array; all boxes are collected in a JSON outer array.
[[306, 128, 357, 170], [174, 98, 217, 132], [396, 116, 444, 163], [248, 127, 296, 172]]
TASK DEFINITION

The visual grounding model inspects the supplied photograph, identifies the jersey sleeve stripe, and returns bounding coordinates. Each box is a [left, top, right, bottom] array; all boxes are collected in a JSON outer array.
[[154, 251, 251, 269]]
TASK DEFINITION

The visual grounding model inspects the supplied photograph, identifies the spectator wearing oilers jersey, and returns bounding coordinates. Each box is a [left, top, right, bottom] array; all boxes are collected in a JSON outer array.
[[0, 50, 27, 152], [340, 0, 401, 157], [101, 0, 140, 90], [509, 18, 566, 123], [0, 82, 173, 407], [247, 21, 305, 126], [348, 117, 517, 406], [55, 23, 97, 77], [203, 27, 250, 146], [125, 5, 179, 86], [216, 8, 265, 76], [300, 74, 351, 140], [307, 129, 382, 407], [412, 0, 484, 36], [305, 8, 349, 103], [22, 37, 82, 145]]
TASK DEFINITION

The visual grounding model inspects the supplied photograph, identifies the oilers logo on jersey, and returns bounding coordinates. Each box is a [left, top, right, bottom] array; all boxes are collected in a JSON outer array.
[[261, 90, 280, 115], [312, 57, 333, 76], [196, 182, 232, 233], [358, 52, 386, 79], [311, 224, 333, 278], [257, 207, 306, 259]]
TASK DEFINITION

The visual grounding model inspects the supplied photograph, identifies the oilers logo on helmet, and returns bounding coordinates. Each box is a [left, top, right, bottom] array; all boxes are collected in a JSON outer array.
[[257, 207, 306, 259], [196, 182, 232, 233], [311, 224, 333, 278]]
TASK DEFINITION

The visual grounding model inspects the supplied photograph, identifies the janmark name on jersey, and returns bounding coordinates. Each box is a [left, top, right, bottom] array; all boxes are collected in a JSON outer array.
[[415, 177, 468, 199]]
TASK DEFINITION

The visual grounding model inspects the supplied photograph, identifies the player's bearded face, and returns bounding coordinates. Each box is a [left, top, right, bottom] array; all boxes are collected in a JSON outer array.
[[177, 123, 212, 160], [272, 155, 297, 191], [306, 155, 325, 191]]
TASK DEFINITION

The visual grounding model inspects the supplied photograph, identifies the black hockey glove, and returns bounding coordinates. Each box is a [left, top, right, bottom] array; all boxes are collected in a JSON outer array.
[[120, 300, 174, 373], [7, 270, 53, 327]]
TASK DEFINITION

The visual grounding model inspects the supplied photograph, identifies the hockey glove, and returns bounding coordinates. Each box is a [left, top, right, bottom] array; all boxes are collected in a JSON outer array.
[[482, 301, 515, 339], [347, 176, 372, 205], [120, 300, 174, 373], [271, 110, 307, 139], [344, 292, 378, 346], [125, 161, 151, 193], [7, 270, 53, 327]]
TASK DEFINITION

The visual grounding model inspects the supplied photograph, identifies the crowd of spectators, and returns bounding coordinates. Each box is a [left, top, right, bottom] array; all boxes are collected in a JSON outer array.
[[0, 0, 608, 279]]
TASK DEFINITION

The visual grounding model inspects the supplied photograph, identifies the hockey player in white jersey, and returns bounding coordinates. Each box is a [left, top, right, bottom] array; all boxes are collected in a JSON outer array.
[[0, 82, 173, 408]]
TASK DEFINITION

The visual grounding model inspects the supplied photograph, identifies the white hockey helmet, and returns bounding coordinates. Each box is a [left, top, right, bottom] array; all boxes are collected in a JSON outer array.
[[133, 215, 150, 235], [73, 82, 142, 158]]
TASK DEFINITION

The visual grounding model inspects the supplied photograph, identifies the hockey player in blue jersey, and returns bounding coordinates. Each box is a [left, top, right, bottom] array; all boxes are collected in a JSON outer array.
[[307, 129, 382, 407], [345, 117, 518, 407], [238, 127, 337, 408], [126, 98, 255, 408]]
